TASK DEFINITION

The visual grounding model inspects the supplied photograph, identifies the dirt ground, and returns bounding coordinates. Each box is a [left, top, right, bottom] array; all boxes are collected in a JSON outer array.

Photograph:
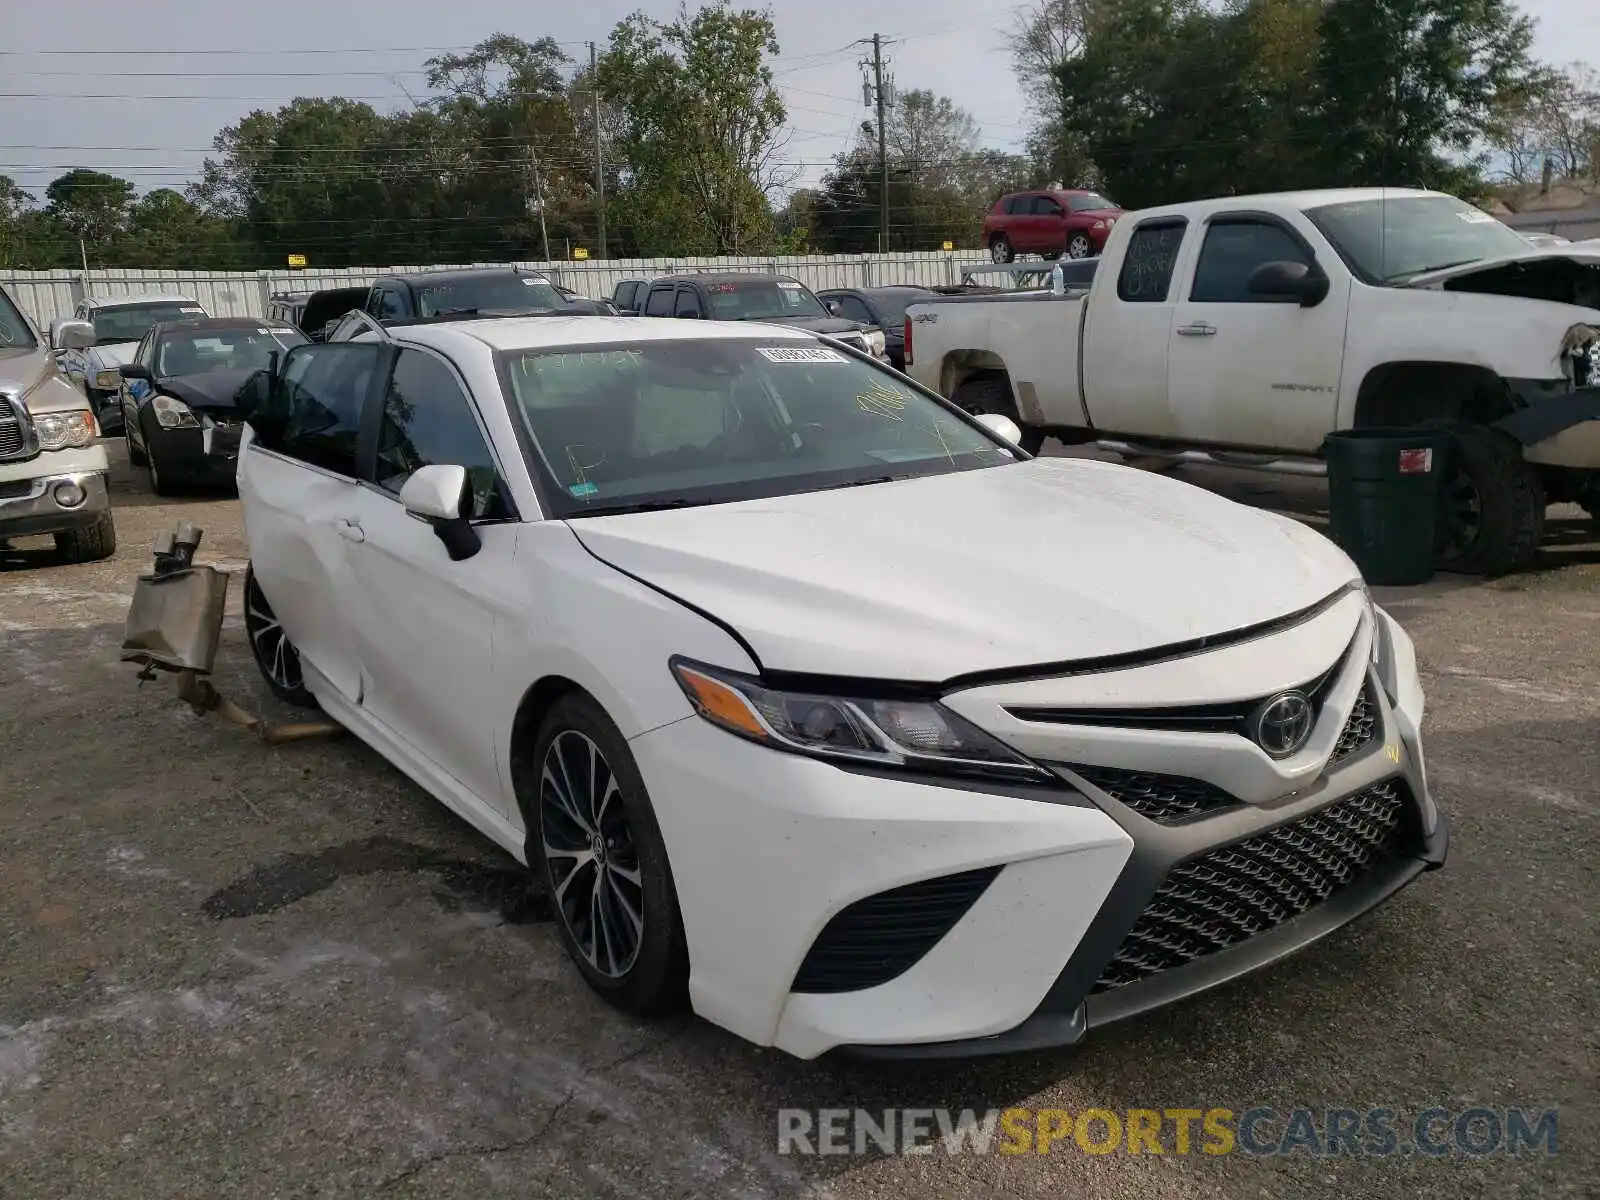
[[1, 441, 1596, 1199]]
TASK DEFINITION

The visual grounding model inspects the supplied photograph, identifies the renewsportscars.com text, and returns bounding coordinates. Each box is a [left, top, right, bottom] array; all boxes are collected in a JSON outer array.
[[777, 1106, 1559, 1158]]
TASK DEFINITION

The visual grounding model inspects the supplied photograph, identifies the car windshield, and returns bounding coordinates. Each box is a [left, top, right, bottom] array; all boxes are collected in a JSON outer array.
[[155, 326, 308, 376], [499, 338, 1016, 516], [1304, 196, 1535, 283], [416, 275, 566, 317], [704, 280, 829, 321], [1066, 193, 1115, 212], [0, 288, 37, 350], [91, 301, 205, 344]]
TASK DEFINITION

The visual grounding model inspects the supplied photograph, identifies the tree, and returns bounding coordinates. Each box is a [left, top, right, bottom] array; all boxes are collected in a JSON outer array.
[[599, 2, 791, 255], [1493, 63, 1600, 184], [1007, 0, 1099, 186], [45, 168, 135, 253]]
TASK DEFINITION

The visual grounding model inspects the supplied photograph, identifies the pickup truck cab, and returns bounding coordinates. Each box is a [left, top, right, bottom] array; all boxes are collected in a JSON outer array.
[[904, 187, 1600, 575], [1, 286, 118, 562]]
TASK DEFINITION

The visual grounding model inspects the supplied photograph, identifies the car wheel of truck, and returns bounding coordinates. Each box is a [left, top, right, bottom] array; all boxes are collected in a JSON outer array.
[[989, 235, 1014, 263], [952, 376, 1046, 454], [54, 510, 117, 564], [529, 693, 690, 1017], [1065, 233, 1092, 259], [1429, 421, 1544, 577]]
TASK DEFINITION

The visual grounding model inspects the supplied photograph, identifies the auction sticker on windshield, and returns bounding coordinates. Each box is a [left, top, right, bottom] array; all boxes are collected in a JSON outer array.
[[757, 346, 847, 363]]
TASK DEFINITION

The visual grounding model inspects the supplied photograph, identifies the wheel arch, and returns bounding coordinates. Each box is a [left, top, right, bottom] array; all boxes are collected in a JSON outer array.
[[939, 350, 1010, 399], [508, 674, 591, 827], [1352, 361, 1516, 428]]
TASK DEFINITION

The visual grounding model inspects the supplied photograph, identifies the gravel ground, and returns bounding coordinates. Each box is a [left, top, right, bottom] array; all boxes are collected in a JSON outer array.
[[1, 441, 1595, 1199]]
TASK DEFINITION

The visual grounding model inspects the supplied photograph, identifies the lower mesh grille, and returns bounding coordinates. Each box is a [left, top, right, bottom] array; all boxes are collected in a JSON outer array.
[[1070, 764, 1238, 824], [791, 866, 1001, 994], [1093, 779, 1411, 992], [1329, 685, 1378, 766]]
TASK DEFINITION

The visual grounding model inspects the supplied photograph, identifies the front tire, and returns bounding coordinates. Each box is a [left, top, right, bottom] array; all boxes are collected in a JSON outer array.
[[243, 565, 318, 707], [125, 414, 148, 466], [1065, 232, 1092, 259], [1431, 421, 1545, 576], [55, 510, 117, 563], [146, 446, 176, 496], [530, 693, 689, 1017]]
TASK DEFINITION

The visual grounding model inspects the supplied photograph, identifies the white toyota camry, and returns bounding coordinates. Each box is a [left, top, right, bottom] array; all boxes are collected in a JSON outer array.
[[234, 312, 1448, 1060]]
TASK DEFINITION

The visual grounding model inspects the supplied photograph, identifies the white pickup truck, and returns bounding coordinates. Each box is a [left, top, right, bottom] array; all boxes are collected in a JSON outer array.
[[903, 187, 1600, 575]]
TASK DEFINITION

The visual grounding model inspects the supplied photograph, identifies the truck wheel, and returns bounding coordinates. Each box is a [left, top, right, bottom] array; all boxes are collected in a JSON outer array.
[[1431, 421, 1544, 577], [55, 511, 117, 564], [951, 376, 1046, 454], [989, 235, 1014, 263]]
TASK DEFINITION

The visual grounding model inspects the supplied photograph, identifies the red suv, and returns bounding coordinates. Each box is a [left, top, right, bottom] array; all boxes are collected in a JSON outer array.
[[981, 189, 1124, 262]]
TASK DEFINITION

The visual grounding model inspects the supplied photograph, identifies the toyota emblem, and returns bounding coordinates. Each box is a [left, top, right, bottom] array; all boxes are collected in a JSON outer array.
[[1252, 691, 1314, 758]]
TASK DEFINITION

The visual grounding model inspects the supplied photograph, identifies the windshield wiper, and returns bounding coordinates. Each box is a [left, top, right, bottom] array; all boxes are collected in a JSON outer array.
[[567, 498, 698, 517], [1385, 258, 1485, 282], [816, 474, 912, 490]]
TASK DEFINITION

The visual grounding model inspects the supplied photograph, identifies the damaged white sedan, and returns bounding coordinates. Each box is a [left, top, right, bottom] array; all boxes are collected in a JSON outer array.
[[234, 314, 1448, 1060]]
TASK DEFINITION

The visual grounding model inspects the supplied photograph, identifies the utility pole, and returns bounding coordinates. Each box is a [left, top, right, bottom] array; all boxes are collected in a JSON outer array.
[[870, 34, 889, 254], [590, 41, 607, 259], [526, 148, 551, 263]]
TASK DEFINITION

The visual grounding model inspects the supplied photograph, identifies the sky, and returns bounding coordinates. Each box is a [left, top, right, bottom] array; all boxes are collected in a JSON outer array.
[[1, 0, 1598, 205]]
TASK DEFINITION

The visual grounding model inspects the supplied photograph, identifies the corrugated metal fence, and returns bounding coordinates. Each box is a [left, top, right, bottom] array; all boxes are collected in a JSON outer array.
[[2, 251, 993, 328]]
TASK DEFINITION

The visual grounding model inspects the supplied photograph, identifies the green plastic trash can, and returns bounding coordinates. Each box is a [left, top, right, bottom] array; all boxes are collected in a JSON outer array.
[[1321, 427, 1454, 586]]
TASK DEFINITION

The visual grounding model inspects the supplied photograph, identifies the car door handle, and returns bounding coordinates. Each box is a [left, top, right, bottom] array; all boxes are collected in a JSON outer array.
[[335, 517, 365, 543], [1176, 322, 1217, 337]]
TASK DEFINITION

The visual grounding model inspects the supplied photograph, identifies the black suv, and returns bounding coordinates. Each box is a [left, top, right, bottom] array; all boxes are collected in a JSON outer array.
[[359, 267, 609, 324], [636, 273, 888, 360]]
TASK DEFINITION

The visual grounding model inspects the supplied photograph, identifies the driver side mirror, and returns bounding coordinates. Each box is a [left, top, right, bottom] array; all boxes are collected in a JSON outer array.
[[1247, 260, 1329, 307], [51, 318, 96, 350], [974, 411, 1026, 448], [400, 464, 482, 561], [119, 363, 151, 381]]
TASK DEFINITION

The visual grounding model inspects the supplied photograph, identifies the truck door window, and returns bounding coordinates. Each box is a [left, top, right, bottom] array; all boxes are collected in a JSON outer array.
[[1190, 220, 1312, 303], [645, 286, 676, 317], [372, 287, 408, 321], [674, 288, 703, 318], [834, 295, 875, 324], [1116, 219, 1188, 302]]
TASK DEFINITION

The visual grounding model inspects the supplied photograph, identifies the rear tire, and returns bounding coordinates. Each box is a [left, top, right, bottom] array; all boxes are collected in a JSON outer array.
[[1430, 421, 1544, 577], [529, 693, 690, 1017], [951, 375, 1046, 455], [989, 235, 1014, 263], [55, 510, 117, 563]]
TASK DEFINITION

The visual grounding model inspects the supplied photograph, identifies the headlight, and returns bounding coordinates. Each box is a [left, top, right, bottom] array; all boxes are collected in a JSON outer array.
[[92, 369, 122, 389], [34, 409, 97, 450], [866, 328, 886, 356], [1092, 219, 1107, 230], [670, 658, 1053, 783], [152, 395, 200, 429]]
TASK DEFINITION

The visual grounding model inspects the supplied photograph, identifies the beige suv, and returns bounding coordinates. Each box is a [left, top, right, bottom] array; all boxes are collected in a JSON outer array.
[[0, 286, 117, 562]]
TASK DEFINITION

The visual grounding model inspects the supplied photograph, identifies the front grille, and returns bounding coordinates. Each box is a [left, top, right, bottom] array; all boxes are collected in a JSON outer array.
[[1329, 684, 1378, 766], [0, 396, 24, 458], [791, 866, 1001, 994], [1093, 779, 1411, 992], [1069, 764, 1238, 824]]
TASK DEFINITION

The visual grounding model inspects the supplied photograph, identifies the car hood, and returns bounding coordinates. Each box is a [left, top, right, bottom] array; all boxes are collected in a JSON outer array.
[[159, 368, 258, 410], [751, 315, 872, 335], [90, 340, 139, 367], [568, 457, 1360, 681], [0, 344, 49, 392], [1403, 245, 1600, 288]]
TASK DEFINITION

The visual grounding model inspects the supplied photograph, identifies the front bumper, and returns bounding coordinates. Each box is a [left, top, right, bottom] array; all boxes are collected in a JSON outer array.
[[0, 470, 111, 538], [634, 593, 1444, 1061], [1498, 383, 1600, 469], [148, 419, 244, 485]]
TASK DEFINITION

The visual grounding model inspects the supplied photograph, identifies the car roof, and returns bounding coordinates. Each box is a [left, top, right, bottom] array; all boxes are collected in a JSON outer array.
[[152, 316, 303, 336], [390, 314, 820, 354], [384, 267, 551, 286], [820, 285, 933, 296], [83, 293, 201, 308], [650, 272, 803, 286]]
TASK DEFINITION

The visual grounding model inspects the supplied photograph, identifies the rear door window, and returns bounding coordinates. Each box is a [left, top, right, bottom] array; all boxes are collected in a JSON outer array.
[[644, 286, 676, 317]]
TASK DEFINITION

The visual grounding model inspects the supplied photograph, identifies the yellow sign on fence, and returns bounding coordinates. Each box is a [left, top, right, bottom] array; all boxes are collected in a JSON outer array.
[[941, 240, 954, 251], [573, 247, 590, 260], [286, 253, 307, 269]]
